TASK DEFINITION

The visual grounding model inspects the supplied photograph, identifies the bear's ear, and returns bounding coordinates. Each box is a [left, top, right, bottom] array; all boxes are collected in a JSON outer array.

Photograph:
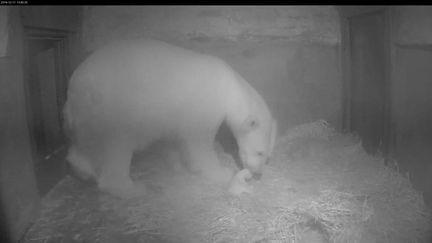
[[241, 115, 260, 133]]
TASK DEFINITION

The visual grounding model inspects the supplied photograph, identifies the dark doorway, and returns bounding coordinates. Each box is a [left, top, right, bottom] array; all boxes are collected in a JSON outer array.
[[23, 27, 70, 196], [342, 9, 390, 156]]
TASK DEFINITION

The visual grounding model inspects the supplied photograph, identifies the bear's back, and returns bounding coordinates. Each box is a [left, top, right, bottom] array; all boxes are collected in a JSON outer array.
[[69, 40, 235, 97], [65, 40, 244, 135]]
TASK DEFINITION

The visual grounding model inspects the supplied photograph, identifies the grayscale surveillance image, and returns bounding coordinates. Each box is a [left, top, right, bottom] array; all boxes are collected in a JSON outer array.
[[1, 5, 431, 243]]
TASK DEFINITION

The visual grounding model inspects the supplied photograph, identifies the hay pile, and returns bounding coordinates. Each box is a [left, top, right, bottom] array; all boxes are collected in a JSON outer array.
[[24, 120, 431, 243]]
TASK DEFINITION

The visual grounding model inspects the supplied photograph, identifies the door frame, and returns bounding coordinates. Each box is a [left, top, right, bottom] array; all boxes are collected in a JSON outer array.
[[22, 26, 71, 161], [338, 6, 394, 159]]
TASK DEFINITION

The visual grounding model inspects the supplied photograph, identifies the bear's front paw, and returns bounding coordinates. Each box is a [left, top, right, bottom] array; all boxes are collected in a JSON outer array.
[[228, 169, 254, 196]]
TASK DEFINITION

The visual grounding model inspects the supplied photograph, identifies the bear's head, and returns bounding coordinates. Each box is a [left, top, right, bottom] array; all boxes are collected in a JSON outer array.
[[236, 115, 277, 179]]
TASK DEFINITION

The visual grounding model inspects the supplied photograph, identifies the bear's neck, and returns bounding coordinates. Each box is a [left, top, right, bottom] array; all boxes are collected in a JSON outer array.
[[225, 83, 264, 137]]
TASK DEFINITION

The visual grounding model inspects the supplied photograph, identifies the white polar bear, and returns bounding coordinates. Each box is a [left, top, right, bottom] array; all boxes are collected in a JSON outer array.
[[64, 39, 277, 198]]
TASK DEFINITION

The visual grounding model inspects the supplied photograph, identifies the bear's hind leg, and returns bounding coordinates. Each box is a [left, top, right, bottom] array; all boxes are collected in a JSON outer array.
[[67, 146, 95, 181], [97, 143, 145, 198]]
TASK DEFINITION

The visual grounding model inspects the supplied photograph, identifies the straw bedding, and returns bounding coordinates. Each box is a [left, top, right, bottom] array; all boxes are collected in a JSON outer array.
[[24, 120, 431, 243]]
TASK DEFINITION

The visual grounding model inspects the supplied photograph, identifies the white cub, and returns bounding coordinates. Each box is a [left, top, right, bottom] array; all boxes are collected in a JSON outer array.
[[64, 39, 277, 198]]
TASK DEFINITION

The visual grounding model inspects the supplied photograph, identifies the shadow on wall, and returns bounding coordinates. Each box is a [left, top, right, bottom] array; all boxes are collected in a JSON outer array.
[[0, 204, 12, 243]]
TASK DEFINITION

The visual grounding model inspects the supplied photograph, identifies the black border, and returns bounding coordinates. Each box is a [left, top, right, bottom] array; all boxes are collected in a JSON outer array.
[[3, 2, 431, 6]]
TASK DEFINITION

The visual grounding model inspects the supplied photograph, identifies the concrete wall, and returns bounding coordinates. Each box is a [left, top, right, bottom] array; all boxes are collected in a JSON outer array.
[[0, 7, 8, 57], [391, 6, 432, 206], [81, 6, 342, 132], [20, 6, 82, 31], [0, 7, 40, 242], [393, 6, 432, 45], [391, 6, 432, 151]]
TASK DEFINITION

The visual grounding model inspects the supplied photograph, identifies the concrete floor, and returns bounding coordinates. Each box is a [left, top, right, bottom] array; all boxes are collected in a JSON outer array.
[[33, 146, 69, 197]]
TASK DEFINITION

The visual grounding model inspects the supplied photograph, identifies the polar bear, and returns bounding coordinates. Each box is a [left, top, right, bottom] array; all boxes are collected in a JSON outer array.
[[64, 39, 277, 198]]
